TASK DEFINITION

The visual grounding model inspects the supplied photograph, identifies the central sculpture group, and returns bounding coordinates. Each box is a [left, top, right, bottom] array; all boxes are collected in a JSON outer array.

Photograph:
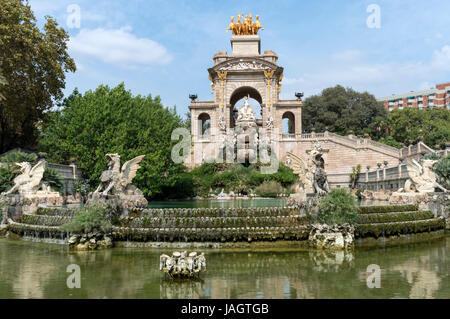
[[227, 13, 263, 35]]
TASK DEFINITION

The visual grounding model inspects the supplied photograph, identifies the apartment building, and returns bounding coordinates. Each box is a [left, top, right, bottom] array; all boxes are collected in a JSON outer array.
[[378, 82, 450, 111]]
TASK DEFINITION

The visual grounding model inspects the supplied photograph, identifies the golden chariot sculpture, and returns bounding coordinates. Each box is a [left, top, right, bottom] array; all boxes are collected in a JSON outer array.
[[227, 13, 264, 35]]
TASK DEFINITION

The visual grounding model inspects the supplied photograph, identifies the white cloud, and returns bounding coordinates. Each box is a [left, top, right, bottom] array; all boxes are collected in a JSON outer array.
[[69, 27, 172, 69], [282, 45, 450, 98], [431, 45, 450, 70]]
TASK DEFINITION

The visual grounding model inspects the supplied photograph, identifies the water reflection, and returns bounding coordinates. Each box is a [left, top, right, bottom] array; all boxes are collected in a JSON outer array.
[[0, 237, 448, 299]]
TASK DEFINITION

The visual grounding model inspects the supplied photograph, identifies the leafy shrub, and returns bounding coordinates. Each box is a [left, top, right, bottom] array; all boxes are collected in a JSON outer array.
[[74, 179, 91, 202], [0, 166, 15, 193], [43, 168, 63, 192], [60, 204, 111, 234], [378, 136, 403, 149], [433, 154, 450, 189], [254, 181, 283, 198], [189, 162, 297, 197], [424, 152, 441, 160], [316, 188, 358, 225]]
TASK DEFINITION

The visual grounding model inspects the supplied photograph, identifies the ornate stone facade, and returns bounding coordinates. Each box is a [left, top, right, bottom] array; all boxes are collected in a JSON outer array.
[[187, 22, 404, 188]]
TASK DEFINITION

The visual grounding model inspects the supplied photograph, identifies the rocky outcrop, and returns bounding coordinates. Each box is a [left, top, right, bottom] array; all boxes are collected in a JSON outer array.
[[361, 189, 392, 202], [87, 193, 147, 217], [308, 224, 354, 250], [68, 231, 113, 251]]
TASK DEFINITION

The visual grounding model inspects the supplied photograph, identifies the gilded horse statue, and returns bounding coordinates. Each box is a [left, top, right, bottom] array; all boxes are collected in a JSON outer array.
[[227, 13, 263, 35]]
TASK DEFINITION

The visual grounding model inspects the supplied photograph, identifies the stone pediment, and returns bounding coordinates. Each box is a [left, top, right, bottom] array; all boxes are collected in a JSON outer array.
[[211, 58, 278, 73]]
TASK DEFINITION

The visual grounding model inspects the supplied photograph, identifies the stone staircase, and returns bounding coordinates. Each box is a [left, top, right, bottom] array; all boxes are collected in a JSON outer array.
[[114, 207, 310, 242], [5, 205, 446, 246], [6, 207, 311, 243]]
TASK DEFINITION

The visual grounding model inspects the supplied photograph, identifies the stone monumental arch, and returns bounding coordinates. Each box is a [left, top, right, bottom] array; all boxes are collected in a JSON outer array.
[[188, 14, 403, 187], [188, 14, 302, 167]]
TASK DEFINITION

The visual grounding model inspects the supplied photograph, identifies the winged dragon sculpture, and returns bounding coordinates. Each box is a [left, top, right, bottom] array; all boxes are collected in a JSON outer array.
[[286, 142, 330, 195], [2, 160, 47, 195], [94, 153, 145, 196]]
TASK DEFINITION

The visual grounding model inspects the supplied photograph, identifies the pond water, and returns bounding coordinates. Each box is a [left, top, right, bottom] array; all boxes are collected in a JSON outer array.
[[0, 237, 448, 299]]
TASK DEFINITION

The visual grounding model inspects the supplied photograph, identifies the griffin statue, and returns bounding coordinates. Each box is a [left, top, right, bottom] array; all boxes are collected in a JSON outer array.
[[94, 153, 145, 196], [2, 160, 47, 195]]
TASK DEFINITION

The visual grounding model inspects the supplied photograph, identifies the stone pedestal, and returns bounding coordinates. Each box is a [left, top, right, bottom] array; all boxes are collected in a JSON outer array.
[[88, 193, 148, 216], [4, 192, 65, 220], [231, 35, 260, 55]]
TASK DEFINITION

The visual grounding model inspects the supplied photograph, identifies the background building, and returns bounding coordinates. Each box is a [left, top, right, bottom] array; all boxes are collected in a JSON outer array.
[[378, 82, 450, 111]]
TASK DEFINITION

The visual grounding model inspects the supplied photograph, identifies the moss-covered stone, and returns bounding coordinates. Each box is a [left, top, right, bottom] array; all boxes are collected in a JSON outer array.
[[357, 205, 418, 214], [355, 218, 445, 238], [357, 211, 434, 224]]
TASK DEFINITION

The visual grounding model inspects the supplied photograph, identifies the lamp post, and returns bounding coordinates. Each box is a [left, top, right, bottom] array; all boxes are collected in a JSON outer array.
[[189, 94, 198, 102]]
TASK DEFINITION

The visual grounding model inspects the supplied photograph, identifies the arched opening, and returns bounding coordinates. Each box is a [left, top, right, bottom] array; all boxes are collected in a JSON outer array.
[[198, 113, 211, 138], [282, 111, 295, 139], [229, 86, 263, 127]]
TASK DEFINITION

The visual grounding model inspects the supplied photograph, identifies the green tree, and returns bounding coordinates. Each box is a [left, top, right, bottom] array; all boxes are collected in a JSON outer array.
[[302, 85, 388, 136], [0, 0, 76, 153], [384, 108, 450, 148], [349, 164, 361, 189], [39, 84, 188, 199]]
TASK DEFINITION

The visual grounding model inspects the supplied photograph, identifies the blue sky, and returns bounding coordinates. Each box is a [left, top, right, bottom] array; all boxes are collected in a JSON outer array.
[[29, 0, 450, 117]]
